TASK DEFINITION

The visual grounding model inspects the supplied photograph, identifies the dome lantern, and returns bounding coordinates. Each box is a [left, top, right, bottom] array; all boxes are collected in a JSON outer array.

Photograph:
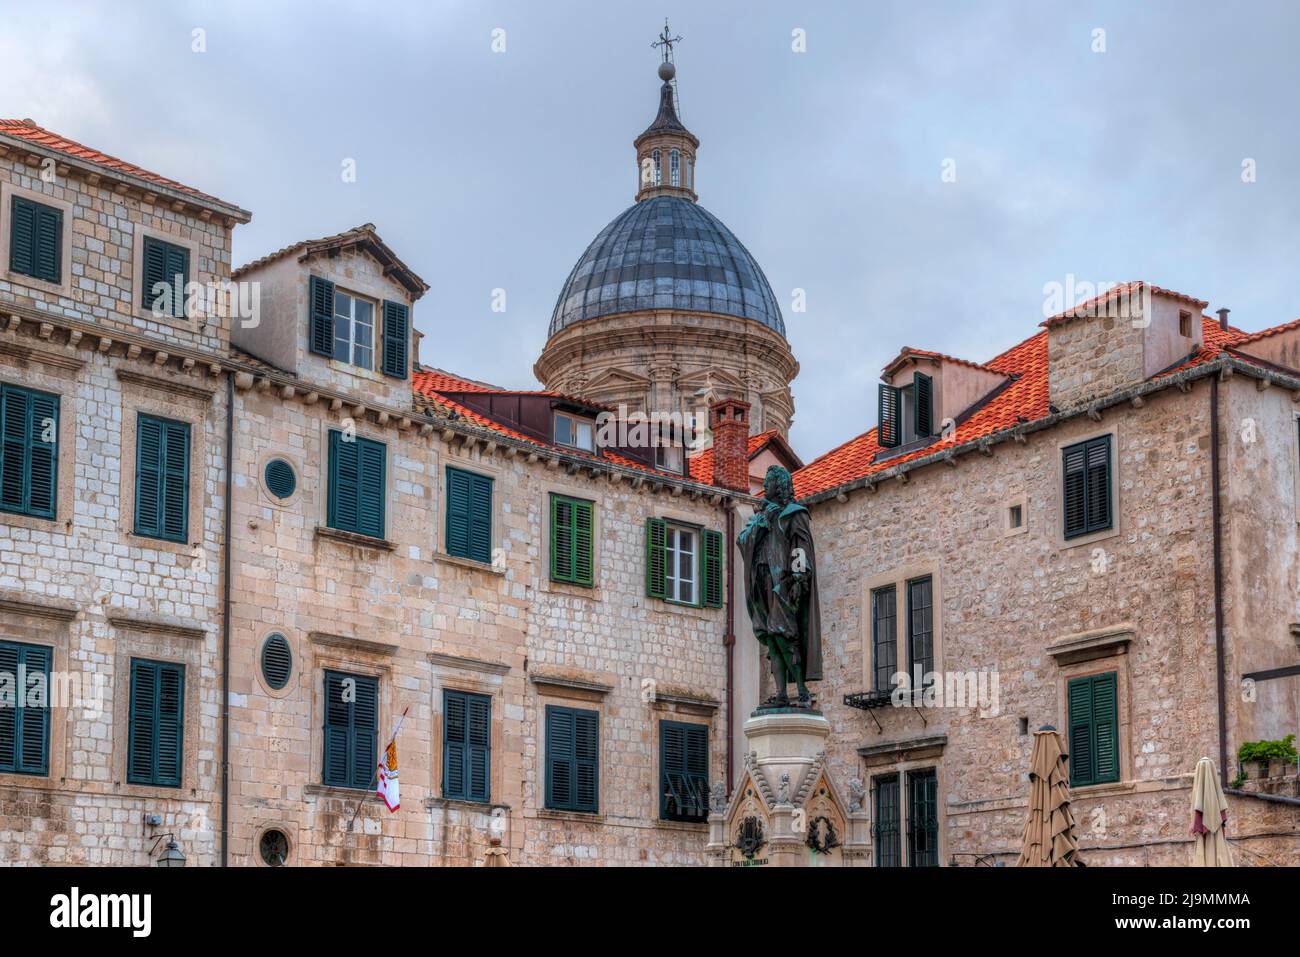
[[636, 20, 698, 203]]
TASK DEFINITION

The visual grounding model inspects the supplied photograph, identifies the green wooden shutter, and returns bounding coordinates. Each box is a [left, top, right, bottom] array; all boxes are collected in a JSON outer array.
[[1091, 672, 1119, 783], [467, 693, 490, 802], [135, 415, 188, 542], [357, 437, 386, 539], [381, 300, 409, 379], [142, 236, 166, 308], [34, 203, 61, 283], [309, 276, 335, 356], [878, 384, 901, 448], [545, 705, 575, 810], [660, 720, 709, 821], [0, 385, 58, 519], [914, 372, 933, 438], [352, 675, 378, 790], [322, 670, 377, 790], [134, 416, 163, 539], [0, 641, 52, 776], [551, 495, 594, 586], [1063, 436, 1112, 539], [160, 420, 189, 542], [1084, 436, 1112, 534], [445, 467, 471, 558], [9, 196, 35, 277], [163, 242, 190, 318], [443, 690, 467, 799], [1067, 675, 1095, 786], [128, 659, 184, 787], [645, 517, 668, 599], [573, 709, 599, 812], [702, 529, 724, 608], [1062, 442, 1087, 539], [469, 473, 492, 563], [445, 690, 491, 803], [323, 671, 351, 786], [141, 237, 186, 316], [328, 430, 359, 532]]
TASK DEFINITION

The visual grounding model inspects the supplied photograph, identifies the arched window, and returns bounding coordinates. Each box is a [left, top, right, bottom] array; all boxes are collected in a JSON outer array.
[[653, 149, 662, 187], [670, 149, 680, 187]]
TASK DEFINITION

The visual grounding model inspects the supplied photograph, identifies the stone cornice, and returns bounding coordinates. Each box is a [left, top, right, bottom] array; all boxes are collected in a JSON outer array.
[[308, 631, 399, 657], [106, 612, 206, 640], [116, 368, 217, 402], [529, 671, 614, 697], [1047, 625, 1134, 665], [0, 338, 85, 372], [427, 651, 511, 676], [0, 593, 79, 622], [856, 734, 948, 768]]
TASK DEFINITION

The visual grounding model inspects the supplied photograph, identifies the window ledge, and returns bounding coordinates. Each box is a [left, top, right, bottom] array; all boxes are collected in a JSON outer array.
[[304, 783, 374, 801], [315, 525, 395, 552], [535, 808, 603, 823], [1068, 779, 1132, 799], [434, 551, 503, 575], [424, 797, 511, 814], [656, 818, 709, 832], [542, 579, 600, 600]]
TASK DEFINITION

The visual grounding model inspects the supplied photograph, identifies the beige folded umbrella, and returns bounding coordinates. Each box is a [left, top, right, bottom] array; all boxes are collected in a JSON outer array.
[[483, 838, 511, 867], [1017, 726, 1084, 867], [1190, 757, 1234, 867]]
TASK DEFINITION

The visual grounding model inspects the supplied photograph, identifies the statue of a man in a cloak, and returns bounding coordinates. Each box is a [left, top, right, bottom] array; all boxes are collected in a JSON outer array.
[[738, 465, 823, 709]]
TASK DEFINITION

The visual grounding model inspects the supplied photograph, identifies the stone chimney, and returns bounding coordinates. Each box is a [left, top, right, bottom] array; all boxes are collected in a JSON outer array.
[[710, 398, 751, 492]]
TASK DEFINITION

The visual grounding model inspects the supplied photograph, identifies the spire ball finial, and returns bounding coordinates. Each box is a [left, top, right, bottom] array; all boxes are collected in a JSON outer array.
[[658, 60, 675, 82]]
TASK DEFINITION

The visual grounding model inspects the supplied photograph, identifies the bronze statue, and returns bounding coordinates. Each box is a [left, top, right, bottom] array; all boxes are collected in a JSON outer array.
[[738, 465, 822, 709]]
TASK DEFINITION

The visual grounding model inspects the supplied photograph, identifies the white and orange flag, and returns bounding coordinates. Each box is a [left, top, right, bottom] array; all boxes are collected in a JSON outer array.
[[377, 706, 409, 813]]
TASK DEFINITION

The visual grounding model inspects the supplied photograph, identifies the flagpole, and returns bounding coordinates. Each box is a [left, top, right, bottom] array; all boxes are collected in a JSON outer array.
[[347, 705, 409, 833]]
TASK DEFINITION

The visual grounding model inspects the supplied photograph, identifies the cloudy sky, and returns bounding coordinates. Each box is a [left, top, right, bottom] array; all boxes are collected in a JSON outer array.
[[5, 0, 1299, 459]]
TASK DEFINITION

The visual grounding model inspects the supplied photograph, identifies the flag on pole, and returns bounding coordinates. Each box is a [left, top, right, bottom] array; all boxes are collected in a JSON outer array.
[[377, 706, 409, 813]]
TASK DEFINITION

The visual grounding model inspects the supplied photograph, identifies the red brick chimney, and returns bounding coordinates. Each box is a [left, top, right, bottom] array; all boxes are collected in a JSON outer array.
[[709, 398, 751, 493]]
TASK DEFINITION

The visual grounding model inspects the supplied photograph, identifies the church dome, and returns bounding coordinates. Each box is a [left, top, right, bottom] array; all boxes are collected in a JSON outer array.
[[548, 195, 786, 339]]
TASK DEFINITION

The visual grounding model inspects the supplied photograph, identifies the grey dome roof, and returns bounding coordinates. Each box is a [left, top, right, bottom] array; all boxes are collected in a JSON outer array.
[[548, 196, 785, 339]]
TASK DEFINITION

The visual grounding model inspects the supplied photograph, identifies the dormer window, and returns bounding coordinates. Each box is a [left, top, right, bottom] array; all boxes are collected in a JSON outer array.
[[554, 412, 594, 452], [1179, 310, 1192, 338], [332, 290, 375, 370], [879, 372, 933, 449]]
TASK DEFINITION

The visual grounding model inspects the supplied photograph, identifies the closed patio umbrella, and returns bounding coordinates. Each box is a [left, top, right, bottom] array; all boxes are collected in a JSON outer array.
[[1190, 757, 1234, 867], [1017, 726, 1084, 867]]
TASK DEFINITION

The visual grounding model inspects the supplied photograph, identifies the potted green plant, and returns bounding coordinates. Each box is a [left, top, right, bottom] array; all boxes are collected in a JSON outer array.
[[1237, 735, 1298, 779]]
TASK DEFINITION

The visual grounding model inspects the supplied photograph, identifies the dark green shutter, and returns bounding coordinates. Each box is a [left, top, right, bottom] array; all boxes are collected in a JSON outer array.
[[309, 275, 335, 356], [550, 495, 594, 586], [0, 641, 51, 775], [546, 705, 598, 813], [445, 467, 492, 563], [443, 690, 491, 802], [914, 372, 933, 438], [128, 659, 184, 787], [660, 721, 709, 821], [645, 517, 668, 599], [381, 300, 409, 379], [879, 384, 901, 448], [9, 196, 60, 283], [141, 237, 188, 317], [1063, 435, 1112, 539], [323, 670, 378, 790], [0, 385, 58, 519], [328, 431, 385, 539], [702, 529, 724, 608], [135, 415, 189, 542], [1067, 672, 1119, 787]]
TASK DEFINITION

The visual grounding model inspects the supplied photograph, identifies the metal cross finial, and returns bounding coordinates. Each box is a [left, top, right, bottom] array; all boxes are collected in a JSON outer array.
[[652, 19, 682, 62]]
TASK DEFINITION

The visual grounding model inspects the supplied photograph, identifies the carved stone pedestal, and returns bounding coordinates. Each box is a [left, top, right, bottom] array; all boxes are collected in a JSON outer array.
[[707, 710, 871, 866]]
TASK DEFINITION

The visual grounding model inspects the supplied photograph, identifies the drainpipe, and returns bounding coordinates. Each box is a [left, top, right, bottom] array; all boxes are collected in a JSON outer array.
[[724, 500, 736, 794], [220, 371, 234, 865], [1210, 373, 1229, 786]]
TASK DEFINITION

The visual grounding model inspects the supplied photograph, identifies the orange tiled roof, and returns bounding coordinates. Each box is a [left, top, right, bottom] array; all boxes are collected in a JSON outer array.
[[793, 314, 1254, 501], [882, 347, 1006, 377], [233, 223, 428, 297], [1041, 281, 1208, 327], [0, 118, 247, 217]]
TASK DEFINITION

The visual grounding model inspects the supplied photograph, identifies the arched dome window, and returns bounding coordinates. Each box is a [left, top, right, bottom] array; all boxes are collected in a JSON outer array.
[[670, 149, 680, 187], [653, 149, 662, 186]]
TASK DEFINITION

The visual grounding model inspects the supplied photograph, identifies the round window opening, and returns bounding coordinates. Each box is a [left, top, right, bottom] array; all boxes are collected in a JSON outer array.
[[261, 633, 292, 691], [259, 829, 289, 867], [264, 458, 296, 500]]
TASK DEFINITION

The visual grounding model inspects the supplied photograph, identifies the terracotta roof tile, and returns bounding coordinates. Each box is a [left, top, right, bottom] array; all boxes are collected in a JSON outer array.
[[1040, 281, 1208, 327]]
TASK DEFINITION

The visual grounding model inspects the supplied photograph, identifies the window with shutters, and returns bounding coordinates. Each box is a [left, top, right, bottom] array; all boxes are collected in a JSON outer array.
[[141, 236, 190, 318], [871, 585, 897, 692], [327, 430, 386, 540], [659, 720, 709, 822], [646, 518, 724, 608], [128, 658, 184, 787], [322, 670, 378, 790], [0, 640, 52, 776], [307, 275, 409, 379], [0, 384, 58, 520], [134, 414, 190, 543], [907, 768, 939, 866], [1067, 672, 1120, 787], [8, 195, 62, 284], [545, 705, 598, 813], [874, 774, 901, 867], [1062, 434, 1113, 540], [550, 494, 594, 586], [906, 576, 934, 682], [878, 372, 934, 450], [444, 466, 493, 563], [443, 689, 491, 803]]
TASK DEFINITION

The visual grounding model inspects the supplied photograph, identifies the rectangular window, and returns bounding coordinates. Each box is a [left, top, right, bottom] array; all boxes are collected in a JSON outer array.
[[443, 689, 491, 802], [874, 775, 901, 867], [907, 769, 939, 867], [135, 414, 189, 542], [1009, 503, 1023, 529], [141, 236, 190, 318], [871, 585, 897, 692], [323, 670, 378, 790], [1062, 434, 1112, 539], [554, 413, 594, 452], [906, 576, 934, 680], [327, 430, 386, 539], [9, 195, 61, 284], [660, 720, 709, 822], [445, 466, 493, 563], [332, 290, 375, 370], [545, 705, 598, 813], [0, 640, 52, 776], [550, 494, 594, 586], [127, 659, 184, 787], [0, 384, 58, 519], [645, 518, 723, 607], [1067, 672, 1120, 787]]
